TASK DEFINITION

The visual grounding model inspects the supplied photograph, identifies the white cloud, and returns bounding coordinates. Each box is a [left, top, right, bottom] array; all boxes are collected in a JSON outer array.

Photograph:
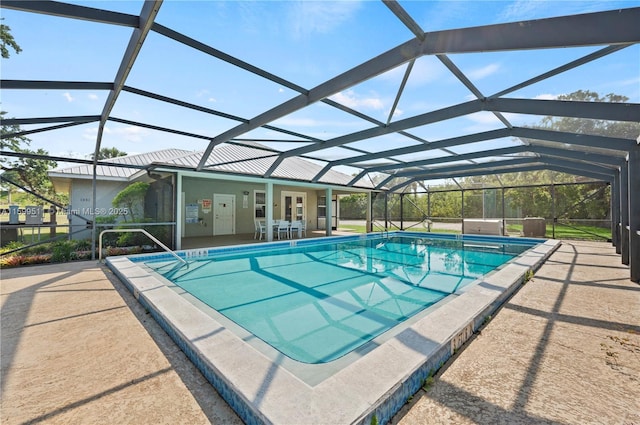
[[63, 92, 75, 102], [87, 93, 99, 101], [380, 59, 445, 87], [289, 1, 361, 38], [465, 111, 502, 125], [208, 97, 217, 103], [534, 93, 560, 100], [329, 90, 384, 111], [499, 0, 549, 21], [389, 107, 404, 120], [467, 63, 500, 80]]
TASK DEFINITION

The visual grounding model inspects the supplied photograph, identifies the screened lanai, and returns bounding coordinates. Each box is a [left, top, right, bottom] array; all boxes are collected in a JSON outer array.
[[1, 1, 639, 282]]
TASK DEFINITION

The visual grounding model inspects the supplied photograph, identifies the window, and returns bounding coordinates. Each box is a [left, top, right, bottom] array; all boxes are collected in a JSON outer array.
[[254, 190, 265, 219]]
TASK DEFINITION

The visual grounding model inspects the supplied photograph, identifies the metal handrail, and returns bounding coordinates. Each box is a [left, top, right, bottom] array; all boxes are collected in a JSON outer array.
[[99, 228, 187, 264]]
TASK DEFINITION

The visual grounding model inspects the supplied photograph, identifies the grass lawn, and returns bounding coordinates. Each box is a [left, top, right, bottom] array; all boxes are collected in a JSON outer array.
[[506, 223, 610, 241], [339, 224, 459, 234], [339, 222, 610, 241]]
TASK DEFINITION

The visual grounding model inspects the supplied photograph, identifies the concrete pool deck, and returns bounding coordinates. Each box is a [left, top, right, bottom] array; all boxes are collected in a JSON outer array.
[[1, 240, 639, 424]]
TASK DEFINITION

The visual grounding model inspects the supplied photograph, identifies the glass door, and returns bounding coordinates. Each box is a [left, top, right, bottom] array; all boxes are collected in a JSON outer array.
[[281, 191, 305, 222]]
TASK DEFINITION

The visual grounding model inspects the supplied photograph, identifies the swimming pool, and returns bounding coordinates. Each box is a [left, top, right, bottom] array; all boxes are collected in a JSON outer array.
[[107, 232, 560, 425], [143, 235, 534, 364]]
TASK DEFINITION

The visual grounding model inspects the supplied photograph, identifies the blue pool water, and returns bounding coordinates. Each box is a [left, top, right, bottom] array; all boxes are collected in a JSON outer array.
[[142, 234, 538, 364]]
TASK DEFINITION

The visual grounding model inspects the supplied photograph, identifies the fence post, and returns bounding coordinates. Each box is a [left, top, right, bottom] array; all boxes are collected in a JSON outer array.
[[551, 184, 556, 239], [50, 205, 57, 238], [461, 190, 465, 234], [501, 188, 506, 236], [400, 193, 404, 230]]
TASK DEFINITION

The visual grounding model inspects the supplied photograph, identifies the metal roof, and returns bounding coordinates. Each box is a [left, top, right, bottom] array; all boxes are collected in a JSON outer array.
[[48, 148, 193, 180], [49, 145, 372, 188]]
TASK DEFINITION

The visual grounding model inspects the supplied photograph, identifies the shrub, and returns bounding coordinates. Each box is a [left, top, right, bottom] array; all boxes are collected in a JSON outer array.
[[0, 254, 51, 268], [96, 215, 119, 246], [73, 239, 92, 251], [0, 255, 25, 268], [0, 241, 24, 255], [51, 240, 74, 263], [23, 243, 52, 255]]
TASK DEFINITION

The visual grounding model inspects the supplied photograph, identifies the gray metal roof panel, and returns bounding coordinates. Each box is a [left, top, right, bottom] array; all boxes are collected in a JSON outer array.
[[67, 144, 375, 188]]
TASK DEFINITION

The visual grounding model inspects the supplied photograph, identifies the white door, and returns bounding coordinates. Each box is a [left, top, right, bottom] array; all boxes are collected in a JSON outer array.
[[213, 194, 235, 236]]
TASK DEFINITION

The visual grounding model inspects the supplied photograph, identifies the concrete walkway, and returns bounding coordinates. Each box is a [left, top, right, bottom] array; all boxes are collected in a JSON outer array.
[[393, 240, 640, 425], [1, 262, 241, 425], [1, 240, 638, 424]]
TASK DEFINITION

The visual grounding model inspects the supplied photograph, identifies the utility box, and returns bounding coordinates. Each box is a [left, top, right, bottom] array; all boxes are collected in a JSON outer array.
[[523, 217, 546, 237], [463, 219, 503, 236], [8, 205, 19, 224], [25, 206, 43, 225]]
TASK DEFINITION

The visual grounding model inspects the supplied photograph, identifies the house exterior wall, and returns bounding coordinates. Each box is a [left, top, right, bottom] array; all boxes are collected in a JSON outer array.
[[67, 179, 129, 240], [181, 177, 321, 237], [62, 173, 362, 244]]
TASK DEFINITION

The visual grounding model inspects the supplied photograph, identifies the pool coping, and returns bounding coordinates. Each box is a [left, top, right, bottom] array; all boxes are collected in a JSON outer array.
[[106, 232, 561, 425]]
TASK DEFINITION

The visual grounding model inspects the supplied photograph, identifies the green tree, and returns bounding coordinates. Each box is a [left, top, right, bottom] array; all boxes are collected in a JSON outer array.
[[464, 90, 639, 221], [112, 182, 149, 222], [92, 147, 128, 160], [1, 18, 22, 58], [539, 90, 639, 139], [339, 193, 367, 219]]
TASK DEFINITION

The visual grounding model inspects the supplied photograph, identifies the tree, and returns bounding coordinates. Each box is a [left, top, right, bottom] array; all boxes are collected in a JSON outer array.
[[463, 90, 639, 222], [112, 182, 149, 222], [539, 90, 639, 139], [1, 18, 22, 58], [339, 193, 367, 219], [92, 147, 128, 160]]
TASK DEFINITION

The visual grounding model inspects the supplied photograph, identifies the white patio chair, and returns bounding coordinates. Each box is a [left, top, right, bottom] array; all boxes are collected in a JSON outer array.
[[289, 220, 302, 238], [255, 220, 266, 240], [277, 220, 290, 240], [300, 220, 307, 237]]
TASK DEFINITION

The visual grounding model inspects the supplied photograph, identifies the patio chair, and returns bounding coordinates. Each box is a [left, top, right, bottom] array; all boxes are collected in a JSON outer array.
[[277, 220, 289, 240], [300, 220, 307, 237], [255, 220, 266, 240], [290, 220, 302, 238]]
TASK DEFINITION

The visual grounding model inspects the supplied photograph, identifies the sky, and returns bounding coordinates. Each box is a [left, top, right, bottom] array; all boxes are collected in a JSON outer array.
[[1, 0, 639, 175]]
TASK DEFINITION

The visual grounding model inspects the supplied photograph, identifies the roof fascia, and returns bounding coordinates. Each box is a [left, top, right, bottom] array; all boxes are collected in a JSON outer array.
[[164, 169, 372, 193], [47, 172, 129, 183]]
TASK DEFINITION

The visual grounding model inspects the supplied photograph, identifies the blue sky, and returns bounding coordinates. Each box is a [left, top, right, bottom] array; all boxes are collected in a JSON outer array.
[[2, 0, 639, 171]]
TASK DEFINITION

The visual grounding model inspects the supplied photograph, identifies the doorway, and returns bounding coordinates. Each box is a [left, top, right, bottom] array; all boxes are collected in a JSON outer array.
[[281, 191, 306, 222], [213, 194, 235, 235]]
